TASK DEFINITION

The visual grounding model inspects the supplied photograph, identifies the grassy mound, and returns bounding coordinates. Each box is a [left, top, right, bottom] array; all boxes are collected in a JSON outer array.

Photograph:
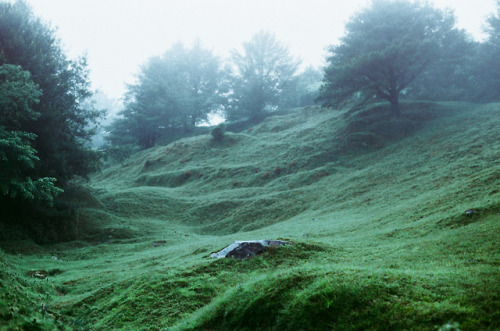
[[174, 266, 497, 330], [1, 101, 499, 330], [0, 249, 63, 330]]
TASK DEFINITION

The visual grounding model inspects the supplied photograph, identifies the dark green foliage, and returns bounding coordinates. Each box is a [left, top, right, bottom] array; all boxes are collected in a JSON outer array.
[[318, 0, 459, 115], [0, 0, 101, 183], [0, 64, 41, 128], [0, 64, 62, 203], [210, 123, 226, 142], [410, 0, 500, 103], [406, 29, 478, 102], [108, 43, 228, 149], [227, 31, 299, 123], [0, 130, 61, 202], [0, 1, 101, 244], [399, 1, 500, 103]]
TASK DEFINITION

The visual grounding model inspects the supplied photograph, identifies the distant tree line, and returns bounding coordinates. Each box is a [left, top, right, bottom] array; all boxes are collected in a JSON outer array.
[[106, 32, 322, 149], [106, 0, 500, 150]]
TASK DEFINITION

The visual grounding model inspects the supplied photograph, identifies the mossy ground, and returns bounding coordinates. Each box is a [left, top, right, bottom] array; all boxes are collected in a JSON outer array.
[[1, 101, 499, 330]]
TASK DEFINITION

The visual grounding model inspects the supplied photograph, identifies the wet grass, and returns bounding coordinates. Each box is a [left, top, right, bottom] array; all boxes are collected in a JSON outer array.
[[1, 101, 499, 330]]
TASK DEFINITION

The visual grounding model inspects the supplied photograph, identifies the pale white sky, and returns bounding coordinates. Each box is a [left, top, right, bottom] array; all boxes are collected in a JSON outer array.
[[24, 0, 497, 100]]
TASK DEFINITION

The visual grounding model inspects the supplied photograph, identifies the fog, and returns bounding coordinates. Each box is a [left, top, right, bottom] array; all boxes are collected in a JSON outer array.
[[25, 0, 496, 99], [2, 2, 499, 328]]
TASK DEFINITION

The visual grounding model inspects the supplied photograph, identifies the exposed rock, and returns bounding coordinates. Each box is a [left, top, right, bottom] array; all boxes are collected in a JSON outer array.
[[210, 240, 288, 259], [464, 209, 478, 216], [28, 270, 48, 279], [152, 240, 166, 247]]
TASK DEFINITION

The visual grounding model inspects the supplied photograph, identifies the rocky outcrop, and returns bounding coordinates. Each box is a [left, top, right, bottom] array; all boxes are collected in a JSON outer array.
[[210, 240, 288, 259]]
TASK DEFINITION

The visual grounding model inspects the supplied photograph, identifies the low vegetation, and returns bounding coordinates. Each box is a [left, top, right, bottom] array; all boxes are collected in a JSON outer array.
[[1, 101, 499, 330]]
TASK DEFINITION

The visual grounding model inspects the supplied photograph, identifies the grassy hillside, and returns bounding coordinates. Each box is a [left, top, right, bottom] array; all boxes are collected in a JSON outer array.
[[1, 101, 499, 330]]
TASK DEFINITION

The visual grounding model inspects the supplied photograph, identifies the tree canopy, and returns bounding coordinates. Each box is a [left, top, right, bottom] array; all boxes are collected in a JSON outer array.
[[486, 1, 500, 46], [108, 43, 228, 149], [318, 0, 459, 115], [0, 0, 100, 183], [481, 0, 500, 100], [281, 66, 323, 109], [408, 0, 500, 103], [228, 31, 300, 123], [0, 64, 62, 203]]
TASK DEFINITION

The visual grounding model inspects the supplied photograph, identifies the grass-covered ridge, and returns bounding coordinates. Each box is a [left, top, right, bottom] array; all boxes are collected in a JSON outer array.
[[1, 101, 499, 330]]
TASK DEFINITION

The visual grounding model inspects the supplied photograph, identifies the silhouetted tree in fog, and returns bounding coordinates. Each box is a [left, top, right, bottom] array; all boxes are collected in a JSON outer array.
[[481, 0, 500, 100], [318, 0, 460, 115], [108, 43, 228, 149], [405, 28, 475, 102], [281, 66, 323, 108], [227, 31, 299, 123]]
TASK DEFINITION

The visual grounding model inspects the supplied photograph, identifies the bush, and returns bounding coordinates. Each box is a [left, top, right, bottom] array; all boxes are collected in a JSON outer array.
[[211, 123, 226, 142]]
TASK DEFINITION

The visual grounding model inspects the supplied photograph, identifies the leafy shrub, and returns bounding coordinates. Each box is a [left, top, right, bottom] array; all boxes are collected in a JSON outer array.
[[211, 123, 226, 142]]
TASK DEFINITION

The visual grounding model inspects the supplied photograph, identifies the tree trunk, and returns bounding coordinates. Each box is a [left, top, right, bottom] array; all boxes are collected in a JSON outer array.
[[389, 92, 400, 117]]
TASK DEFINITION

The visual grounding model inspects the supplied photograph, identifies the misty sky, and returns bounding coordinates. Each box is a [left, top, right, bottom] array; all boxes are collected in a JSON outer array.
[[24, 0, 497, 100]]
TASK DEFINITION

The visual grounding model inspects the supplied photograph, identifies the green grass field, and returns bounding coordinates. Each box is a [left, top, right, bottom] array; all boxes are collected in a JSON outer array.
[[1, 101, 499, 330]]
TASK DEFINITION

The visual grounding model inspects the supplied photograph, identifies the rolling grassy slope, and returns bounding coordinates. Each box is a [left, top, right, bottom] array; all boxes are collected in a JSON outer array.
[[1, 101, 499, 330]]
